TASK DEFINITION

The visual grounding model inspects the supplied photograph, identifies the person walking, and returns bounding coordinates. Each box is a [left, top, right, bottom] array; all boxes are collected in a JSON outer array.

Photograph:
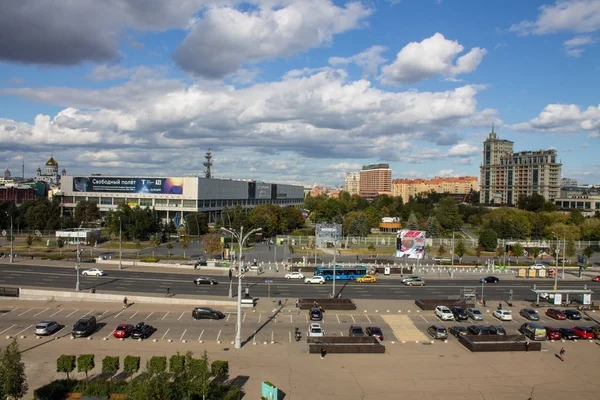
[[525, 339, 530, 352], [559, 347, 566, 361], [123, 297, 128, 308], [320, 346, 327, 359], [166, 287, 171, 297]]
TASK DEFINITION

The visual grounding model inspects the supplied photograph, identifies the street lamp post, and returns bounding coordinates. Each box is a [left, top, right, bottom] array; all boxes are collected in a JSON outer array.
[[562, 235, 566, 280], [119, 217, 123, 270], [554, 247, 559, 291], [221, 226, 262, 349], [76, 221, 84, 291], [332, 242, 337, 297], [228, 267, 233, 298], [9, 215, 13, 264]]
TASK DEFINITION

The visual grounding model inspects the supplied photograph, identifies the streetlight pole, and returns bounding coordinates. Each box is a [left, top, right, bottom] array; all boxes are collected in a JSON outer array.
[[551, 232, 560, 290], [76, 221, 84, 291], [9, 215, 14, 264], [451, 232, 455, 267], [562, 235, 566, 280], [119, 217, 123, 270], [221, 226, 262, 349], [332, 242, 337, 297]]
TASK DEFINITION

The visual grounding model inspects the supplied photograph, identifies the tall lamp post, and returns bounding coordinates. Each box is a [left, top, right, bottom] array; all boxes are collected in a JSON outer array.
[[118, 217, 123, 270], [221, 226, 262, 349], [551, 232, 560, 290], [9, 214, 14, 264], [76, 221, 84, 291]]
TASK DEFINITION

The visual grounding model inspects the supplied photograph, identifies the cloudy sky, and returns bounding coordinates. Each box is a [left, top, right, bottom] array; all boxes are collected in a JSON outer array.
[[1, 0, 599, 187]]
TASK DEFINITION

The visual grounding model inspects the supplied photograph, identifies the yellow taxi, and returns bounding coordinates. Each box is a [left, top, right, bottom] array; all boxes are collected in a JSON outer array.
[[356, 274, 377, 283]]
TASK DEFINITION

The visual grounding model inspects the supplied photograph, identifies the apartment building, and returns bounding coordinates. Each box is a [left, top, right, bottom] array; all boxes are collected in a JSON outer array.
[[359, 164, 391, 198], [392, 176, 479, 203], [343, 172, 360, 195]]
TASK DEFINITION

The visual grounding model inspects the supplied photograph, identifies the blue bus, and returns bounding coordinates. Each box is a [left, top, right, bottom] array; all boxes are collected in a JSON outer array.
[[315, 266, 368, 281]]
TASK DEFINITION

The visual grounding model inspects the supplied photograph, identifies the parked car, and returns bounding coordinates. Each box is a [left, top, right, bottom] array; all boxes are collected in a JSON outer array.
[[451, 306, 469, 321], [519, 308, 540, 321], [493, 309, 512, 321], [349, 324, 365, 337], [558, 328, 579, 340], [304, 276, 326, 285], [131, 322, 155, 339], [72, 316, 97, 338], [308, 323, 325, 337], [545, 327, 562, 340], [309, 307, 323, 321], [563, 309, 582, 320], [592, 276, 600, 282], [591, 325, 600, 339], [480, 276, 499, 284], [467, 325, 490, 336], [192, 307, 225, 320], [366, 326, 384, 341], [193, 276, 218, 285], [519, 322, 546, 341], [34, 320, 60, 336], [400, 276, 421, 283], [82, 268, 105, 276], [448, 326, 468, 337], [530, 264, 546, 270], [285, 271, 304, 279], [571, 326, 595, 339], [427, 325, 448, 340], [488, 325, 507, 335], [466, 308, 484, 321], [113, 324, 134, 338], [546, 308, 567, 320], [356, 275, 377, 283], [405, 278, 426, 286], [435, 306, 455, 321]]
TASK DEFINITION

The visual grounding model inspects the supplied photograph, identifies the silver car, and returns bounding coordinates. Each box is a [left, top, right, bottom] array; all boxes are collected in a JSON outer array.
[[35, 320, 60, 336], [466, 308, 484, 321]]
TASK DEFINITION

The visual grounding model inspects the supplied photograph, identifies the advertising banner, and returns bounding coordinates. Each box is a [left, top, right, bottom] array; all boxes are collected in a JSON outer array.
[[315, 223, 342, 248], [396, 230, 425, 259], [73, 177, 183, 194]]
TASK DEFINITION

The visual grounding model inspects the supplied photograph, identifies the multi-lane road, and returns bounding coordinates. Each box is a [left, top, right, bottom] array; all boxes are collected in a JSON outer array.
[[0, 262, 595, 301]]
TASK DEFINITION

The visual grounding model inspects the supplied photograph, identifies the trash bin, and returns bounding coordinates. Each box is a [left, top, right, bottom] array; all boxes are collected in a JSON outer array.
[[384, 267, 391, 275]]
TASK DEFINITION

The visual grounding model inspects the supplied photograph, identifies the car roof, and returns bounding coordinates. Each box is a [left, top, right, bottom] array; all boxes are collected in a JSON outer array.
[[117, 324, 130, 328], [37, 321, 53, 325], [367, 326, 382, 331], [310, 323, 321, 328]]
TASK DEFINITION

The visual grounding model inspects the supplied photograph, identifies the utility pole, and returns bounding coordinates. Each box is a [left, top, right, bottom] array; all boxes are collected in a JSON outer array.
[[332, 242, 337, 297], [119, 217, 123, 269], [76, 221, 84, 291], [9, 215, 14, 264], [451, 232, 455, 267]]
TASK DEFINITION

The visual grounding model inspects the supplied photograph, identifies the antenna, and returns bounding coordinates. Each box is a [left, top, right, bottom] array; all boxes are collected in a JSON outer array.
[[203, 148, 213, 179]]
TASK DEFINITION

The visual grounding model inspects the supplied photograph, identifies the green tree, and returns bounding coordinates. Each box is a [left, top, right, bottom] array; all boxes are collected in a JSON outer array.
[[0, 339, 28, 399], [74, 200, 101, 225], [568, 209, 585, 226], [455, 239, 465, 263], [146, 356, 167, 377], [134, 241, 142, 258], [169, 353, 186, 377], [123, 356, 140, 381], [198, 351, 211, 400], [26, 235, 33, 254], [495, 245, 505, 259], [367, 243, 376, 254], [343, 211, 370, 237], [202, 234, 222, 259], [101, 356, 119, 380], [149, 234, 160, 259], [184, 212, 209, 236], [211, 360, 229, 387], [512, 242, 525, 264], [56, 238, 64, 248], [582, 246, 594, 268], [248, 204, 282, 236], [281, 206, 305, 231], [406, 212, 419, 230], [437, 243, 447, 258], [435, 197, 462, 232], [77, 354, 95, 384], [566, 239, 576, 259], [475, 244, 482, 265], [530, 247, 540, 262], [517, 193, 547, 212], [478, 228, 498, 251], [425, 215, 440, 238], [56, 355, 76, 380], [363, 206, 382, 228], [166, 241, 173, 257], [180, 235, 190, 258]]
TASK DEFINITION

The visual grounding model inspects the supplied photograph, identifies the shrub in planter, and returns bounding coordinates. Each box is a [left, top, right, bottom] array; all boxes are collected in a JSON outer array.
[[56, 355, 76, 380], [33, 379, 79, 400]]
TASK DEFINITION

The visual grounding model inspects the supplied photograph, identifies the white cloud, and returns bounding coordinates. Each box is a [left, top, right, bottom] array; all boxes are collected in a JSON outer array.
[[510, 0, 600, 35], [329, 45, 388, 77], [513, 103, 600, 133], [437, 169, 455, 177], [453, 157, 473, 166], [563, 35, 596, 57], [327, 162, 362, 171], [229, 68, 261, 85], [588, 131, 600, 138], [446, 143, 479, 157], [379, 33, 487, 84], [173, 0, 372, 78], [89, 65, 132, 81]]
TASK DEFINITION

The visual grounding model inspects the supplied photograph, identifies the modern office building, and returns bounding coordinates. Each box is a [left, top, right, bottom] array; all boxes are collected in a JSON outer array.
[[343, 172, 360, 195], [560, 177, 578, 188], [392, 176, 478, 203], [359, 164, 391, 198], [479, 128, 561, 205], [57, 175, 304, 224]]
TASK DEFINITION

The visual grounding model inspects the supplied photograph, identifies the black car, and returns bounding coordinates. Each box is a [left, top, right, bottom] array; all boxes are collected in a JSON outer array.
[[451, 306, 469, 321], [193, 276, 218, 285], [563, 310, 582, 320], [349, 325, 365, 337], [365, 326, 384, 340], [488, 325, 507, 335], [131, 322, 155, 339], [480, 276, 499, 283], [448, 326, 468, 337], [72, 316, 97, 338], [467, 325, 490, 336], [519, 308, 540, 321], [192, 307, 225, 320], [309, 307, 323, 321], [558, 328, 579, 340]]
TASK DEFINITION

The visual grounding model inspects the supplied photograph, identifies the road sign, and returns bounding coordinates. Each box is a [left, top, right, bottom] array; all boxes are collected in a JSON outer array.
[[1, 230, 6, 236], [264, 279, 274, 284], [35, 230, 42, 236]]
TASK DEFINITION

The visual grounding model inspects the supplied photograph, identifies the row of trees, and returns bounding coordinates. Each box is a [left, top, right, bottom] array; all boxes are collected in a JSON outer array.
[[0, 340, 28, 400]]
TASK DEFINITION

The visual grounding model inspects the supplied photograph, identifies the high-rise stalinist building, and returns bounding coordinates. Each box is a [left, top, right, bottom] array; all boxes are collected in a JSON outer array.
[[479, 126, 561, 205], [343, 172, 360, 195]]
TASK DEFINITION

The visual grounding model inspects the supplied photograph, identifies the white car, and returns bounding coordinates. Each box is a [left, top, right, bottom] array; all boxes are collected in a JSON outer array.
[[285, 271, 305, 280], [434, 306, 455, 321], [308, 323, 325, 337], [493, 309, 512, 321], [405, 278, 426, 286], [400, 276, 421, 283], [82, 268, 105, 276], [529, 264, 546, 270], [304, 276, 326, 284]]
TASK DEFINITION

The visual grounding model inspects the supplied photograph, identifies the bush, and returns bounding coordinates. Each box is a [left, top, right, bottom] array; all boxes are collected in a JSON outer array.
[[213, 384, 241, 400], [33, 379, 79, 400], [101, 356, 119, 378], [56, 355, 76, 380], [169, 354, 185, 376], [147, 356, 167, 376], [81, 380, 127, 396], [211, 360, 229, 380], [139, 257, 159, 263], [123, 355, 140, 378]]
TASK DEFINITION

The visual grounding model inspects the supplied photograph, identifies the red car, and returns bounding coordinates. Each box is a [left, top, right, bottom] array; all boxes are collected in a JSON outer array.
[[571, 326, 595, 340], [113, 324, 134, 338], [546, 308, 567, 320], [592, 276, 600, 282], [545, 327, 562, 340]]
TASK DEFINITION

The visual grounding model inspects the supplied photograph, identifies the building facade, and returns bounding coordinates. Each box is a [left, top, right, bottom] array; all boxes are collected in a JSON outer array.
[[359, 164, 391, 198], [479, 128, 561, 205], [57, 175, 304, 224], [35, 155, 66, 186], [555, 186, 600, 214], [343, 172, 360, 195], [392, 176, 479, 203]]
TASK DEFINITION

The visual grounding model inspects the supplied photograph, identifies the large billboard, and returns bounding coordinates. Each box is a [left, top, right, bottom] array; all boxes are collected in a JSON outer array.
[[315, 223, 342, 248], [396, 230, 425, 259], [248, 182, 276, 199], [73, 177, 184, 194]]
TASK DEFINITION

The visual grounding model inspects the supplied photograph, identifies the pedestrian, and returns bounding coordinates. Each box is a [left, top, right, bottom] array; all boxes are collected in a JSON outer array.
[[525, 339, 530, 352], [123, 297, 128, 308], [498, 303, 502, 310], [194, 263, 198, 270], [559, 347, 566, 361], [295, 299, 300, 308], [483, 298, 487, 307], [356, 255, 359, 261], [166, 287, 171, 297], [320, 346, 327, 359], [276, 265, 279, 273]]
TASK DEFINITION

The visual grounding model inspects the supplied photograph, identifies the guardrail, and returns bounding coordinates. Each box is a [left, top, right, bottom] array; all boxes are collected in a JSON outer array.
[[0, 287, 19, 297]]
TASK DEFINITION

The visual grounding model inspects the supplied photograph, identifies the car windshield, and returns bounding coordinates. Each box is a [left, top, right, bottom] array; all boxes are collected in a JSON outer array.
[[311, 328, 322, 333], [370, 328, 382, 334], [473, 310, 482, 314], [74, 323, 86, 329], [116, 326, 126, 331], [36, 324, 48, 329]]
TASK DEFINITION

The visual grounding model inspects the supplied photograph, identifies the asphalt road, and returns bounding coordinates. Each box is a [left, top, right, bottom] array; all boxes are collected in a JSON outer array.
[[0, 263, 595, 301]]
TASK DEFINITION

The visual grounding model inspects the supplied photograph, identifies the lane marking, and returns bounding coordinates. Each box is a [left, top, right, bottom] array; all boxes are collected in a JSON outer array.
[[99, 310, 110, 318], [216, 330, 222, 342], [289, 331, 291, 342], [258, 314, 262, 324], [15, 325, 33, 336], [80, 310, 92, 318], [226, 313, 231, 322], [289, 315, 292, 323], [52, 326, 65, 336], [161, 328, 170, 340], [198, 330, 204, 341], [0, 308, 18, 317], [351, 315, 356, 323], [129, 311, 139, 320], [113, 309, 126, 319], [420, 315, 429, 323], [146, 312, 154, 319], [33, 308, 49, 317], [104, 331, 113, 340], [336, 314, 340, 324], [162, 312, 170, 320], [17, 309, 33, 317], [49, 310, 62, 318], [178, 312, 185, 321], [0, 325, 16, 335], [242, 313, 246, 322], [180, 329, 187, 341], [366, 315, 372, 323], [66, 309, 80, 318]]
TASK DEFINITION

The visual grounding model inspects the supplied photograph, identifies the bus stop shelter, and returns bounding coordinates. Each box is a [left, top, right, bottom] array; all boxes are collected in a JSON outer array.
[[531, 287, 594, 306]]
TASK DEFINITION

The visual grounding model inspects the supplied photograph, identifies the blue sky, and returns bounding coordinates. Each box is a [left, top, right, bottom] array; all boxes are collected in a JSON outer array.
[[1, 0, 599, 187]]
